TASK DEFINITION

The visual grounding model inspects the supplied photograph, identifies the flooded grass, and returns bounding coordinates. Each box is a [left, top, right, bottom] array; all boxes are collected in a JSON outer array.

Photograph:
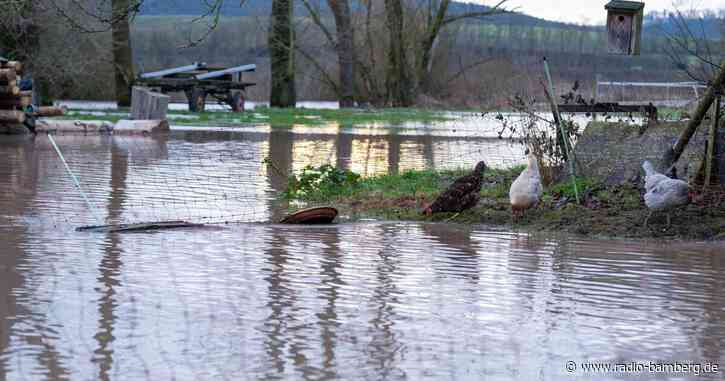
[[61, 107, 453, 127], [289, 167, 725, 241]]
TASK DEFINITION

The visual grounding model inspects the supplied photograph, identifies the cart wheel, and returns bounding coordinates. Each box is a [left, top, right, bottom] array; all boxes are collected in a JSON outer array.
[[230, 92, 245, 112], [189, 88, 206, 113]]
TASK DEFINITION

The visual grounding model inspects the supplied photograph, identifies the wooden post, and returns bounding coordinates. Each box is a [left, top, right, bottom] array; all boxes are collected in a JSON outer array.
[[664, 60, 725, 170], [704, 96, 720, 188], [130, 86, 170, 120]]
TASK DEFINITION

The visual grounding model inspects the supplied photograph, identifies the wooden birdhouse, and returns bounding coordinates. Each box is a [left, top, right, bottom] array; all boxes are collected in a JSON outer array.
[[605, 1, 645, 55]]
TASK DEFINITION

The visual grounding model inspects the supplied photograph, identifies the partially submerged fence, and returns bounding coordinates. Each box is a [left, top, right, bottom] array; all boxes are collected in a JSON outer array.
[[595, 79, 706, 106]]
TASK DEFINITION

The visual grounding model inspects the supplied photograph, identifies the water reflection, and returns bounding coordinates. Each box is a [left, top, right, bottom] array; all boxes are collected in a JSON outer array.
[[1, 129, 724, 380]]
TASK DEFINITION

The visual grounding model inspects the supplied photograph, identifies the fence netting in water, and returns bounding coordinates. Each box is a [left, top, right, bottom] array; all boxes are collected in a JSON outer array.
[[39, 118, 533, 228]]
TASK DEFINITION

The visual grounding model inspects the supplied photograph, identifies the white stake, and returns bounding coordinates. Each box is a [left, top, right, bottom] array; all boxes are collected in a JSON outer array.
[[47, 134, 103, 225]]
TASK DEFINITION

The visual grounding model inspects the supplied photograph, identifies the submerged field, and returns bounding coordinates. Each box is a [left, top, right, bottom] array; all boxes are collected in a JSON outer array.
[[284, 165, 725, 241], [60, 107, 453, 127]]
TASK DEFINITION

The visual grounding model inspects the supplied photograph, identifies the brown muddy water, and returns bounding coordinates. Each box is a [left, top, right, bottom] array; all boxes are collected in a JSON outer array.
[[1, 128, 724, 380]]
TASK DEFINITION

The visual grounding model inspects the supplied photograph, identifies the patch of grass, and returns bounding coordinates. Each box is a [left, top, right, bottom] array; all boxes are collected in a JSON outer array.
[[547, 176, 600, 199], [284, 166, 466, 203], [284, 165, 524, 222], [59, 107, 453, 127], [658, 106, 688, 120], [281, 164, 725, 241]]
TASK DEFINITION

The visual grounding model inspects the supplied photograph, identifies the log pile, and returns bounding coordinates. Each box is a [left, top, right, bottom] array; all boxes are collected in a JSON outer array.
[[0, 60, 65, 124]]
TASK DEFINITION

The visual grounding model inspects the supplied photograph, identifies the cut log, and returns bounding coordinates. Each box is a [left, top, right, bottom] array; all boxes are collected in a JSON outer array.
[[33, 106, 66, 117], [34, 120, 114, 134], [1, 61, 22, 73], [0, 85, 19, 96], [0, 80, 17, 88], [0, 90, 33, 99], [0, 110, 26, 123], [0, 94, 32, 108], [113, 119, 170, 134], [0, 69, 17, 82], [130, 86, 169, 120]]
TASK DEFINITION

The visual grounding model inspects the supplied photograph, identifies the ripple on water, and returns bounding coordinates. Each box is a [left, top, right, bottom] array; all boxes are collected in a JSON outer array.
[[1, 131, 724, 380]]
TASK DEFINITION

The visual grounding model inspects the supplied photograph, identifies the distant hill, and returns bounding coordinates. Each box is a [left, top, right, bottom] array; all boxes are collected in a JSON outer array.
[[138, 0, 722, 39], [138, 0, 575, 27]]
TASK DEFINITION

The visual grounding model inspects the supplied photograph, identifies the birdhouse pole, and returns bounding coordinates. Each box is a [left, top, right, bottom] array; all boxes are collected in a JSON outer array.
[[543, 57, 580, 204], [704, 96, 721, 188]]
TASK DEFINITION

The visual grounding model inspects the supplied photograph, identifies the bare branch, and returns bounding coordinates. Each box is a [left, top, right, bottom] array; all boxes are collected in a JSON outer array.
[[441, 0, 510, 26], [300, 0, 337, 47]]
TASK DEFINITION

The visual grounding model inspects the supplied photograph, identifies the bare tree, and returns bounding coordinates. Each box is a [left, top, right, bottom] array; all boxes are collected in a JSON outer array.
[[112, 0, 135, 107], [384, 0, 414, 106], [663, 8, 723, 84], [415, 0, 508, 91], [328, 0, 355, 107], [269, 0, 296, 108], [299, 0, 356, 107]]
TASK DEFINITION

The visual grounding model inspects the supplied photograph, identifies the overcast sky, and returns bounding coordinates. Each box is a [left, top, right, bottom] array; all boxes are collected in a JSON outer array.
[[470, 0, 725, 24]]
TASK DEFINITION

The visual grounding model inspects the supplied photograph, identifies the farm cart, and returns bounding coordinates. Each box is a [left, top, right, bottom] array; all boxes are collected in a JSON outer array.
[[137, 63, 256, 112]]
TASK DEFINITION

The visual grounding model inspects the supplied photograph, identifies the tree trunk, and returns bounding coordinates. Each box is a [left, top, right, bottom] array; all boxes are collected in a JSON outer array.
[[417, 0, 450, 92], [384, 0, 414, 107], [328, 0, 355, 108], [112, 0, 135, 107], [269, 0, 296, 108]]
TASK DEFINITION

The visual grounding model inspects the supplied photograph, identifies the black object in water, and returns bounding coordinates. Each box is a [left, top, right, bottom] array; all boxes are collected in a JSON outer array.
[[77, 220, 203, 233]]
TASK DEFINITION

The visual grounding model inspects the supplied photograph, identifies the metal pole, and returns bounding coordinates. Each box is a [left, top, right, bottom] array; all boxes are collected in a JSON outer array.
[[543, 57, 580, 204], [47, 134, 104, 224]]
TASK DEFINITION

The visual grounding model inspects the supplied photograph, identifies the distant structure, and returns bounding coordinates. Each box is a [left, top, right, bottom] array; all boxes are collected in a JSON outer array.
[[605, 1, 645, 56]]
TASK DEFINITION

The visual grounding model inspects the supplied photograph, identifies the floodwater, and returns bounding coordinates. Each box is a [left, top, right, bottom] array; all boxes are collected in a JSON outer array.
[[1, 122, 724, 380]]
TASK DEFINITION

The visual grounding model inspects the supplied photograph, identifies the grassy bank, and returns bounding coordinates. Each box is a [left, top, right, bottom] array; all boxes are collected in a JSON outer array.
[[285, 165, 725, 241], [60, 107, 453, 127]]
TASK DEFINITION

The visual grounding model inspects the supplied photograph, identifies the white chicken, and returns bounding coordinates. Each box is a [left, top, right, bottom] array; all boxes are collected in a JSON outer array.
[[509, 153, 543, 221], [642, 161, 690, 227]]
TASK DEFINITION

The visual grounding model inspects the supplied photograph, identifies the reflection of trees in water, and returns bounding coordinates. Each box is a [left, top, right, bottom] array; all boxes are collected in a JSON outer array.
[[365, 226, 405, 379], [0, 137, 69, 379], [260, 226, 318, 379], [671, 246, 724, 364], [267, 129, 294, 222], [316, 228, 343, 379], [90, 139, 128, 380], [267, 130, 439, 178]]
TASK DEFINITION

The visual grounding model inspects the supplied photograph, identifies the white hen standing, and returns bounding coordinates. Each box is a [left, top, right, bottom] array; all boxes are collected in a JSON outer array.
[[642, 161, 690, 227], [509, 153, 543, 221]]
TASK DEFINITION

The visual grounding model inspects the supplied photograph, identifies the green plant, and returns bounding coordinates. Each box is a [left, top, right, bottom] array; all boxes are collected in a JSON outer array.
[[284, 165, 361, 199], [548, 177, 598, 199]]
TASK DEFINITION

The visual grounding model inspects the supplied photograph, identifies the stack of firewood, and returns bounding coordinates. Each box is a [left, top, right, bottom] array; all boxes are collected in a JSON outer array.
[[0, 59, 64, 125]]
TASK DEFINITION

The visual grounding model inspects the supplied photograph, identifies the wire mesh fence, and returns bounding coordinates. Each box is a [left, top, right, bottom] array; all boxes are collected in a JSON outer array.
[[36, 116, 537, 229]]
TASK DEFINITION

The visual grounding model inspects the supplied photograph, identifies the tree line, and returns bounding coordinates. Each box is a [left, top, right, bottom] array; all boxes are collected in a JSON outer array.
[[1, 0, 722, 109]]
